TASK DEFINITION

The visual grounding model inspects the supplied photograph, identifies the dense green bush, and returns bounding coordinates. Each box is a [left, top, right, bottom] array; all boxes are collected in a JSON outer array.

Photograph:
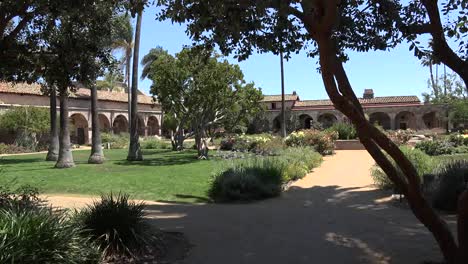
[[432, 160, 468, 212], [277, 147, 323, 181], [447, 133, 465, 147], [232, 133, 273, 152], [325, 123, 357, 140], [209, 158, 284, 202], [0, 208, 100, 263], [371, 146, 434, 190], [140, 138, 171, 150], [210, 147, 322, 201], [285, 129, 337, 155], [101, 133, 129, 149], [75, 193, 152, 258], [415, 140, 455, 156]]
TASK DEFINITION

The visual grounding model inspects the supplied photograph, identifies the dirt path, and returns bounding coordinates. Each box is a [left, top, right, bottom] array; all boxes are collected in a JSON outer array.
[[44, 150, 446, 264]]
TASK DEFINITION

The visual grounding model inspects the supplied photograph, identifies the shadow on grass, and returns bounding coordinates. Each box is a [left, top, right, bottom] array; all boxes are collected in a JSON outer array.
[[115, 152, 200, 167], [0, 157, 46, 165]]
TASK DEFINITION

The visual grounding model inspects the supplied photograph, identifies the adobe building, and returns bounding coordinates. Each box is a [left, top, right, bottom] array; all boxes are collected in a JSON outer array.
[[262, 89, 447, 132], [0, 83, 162, 145]]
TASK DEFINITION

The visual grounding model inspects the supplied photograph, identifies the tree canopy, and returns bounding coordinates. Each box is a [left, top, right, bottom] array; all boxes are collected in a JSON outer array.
[[143, 46, 262, 157]]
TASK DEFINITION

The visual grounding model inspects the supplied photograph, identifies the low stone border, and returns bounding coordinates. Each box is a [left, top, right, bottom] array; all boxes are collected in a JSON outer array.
[[335, 140, 365, 150]]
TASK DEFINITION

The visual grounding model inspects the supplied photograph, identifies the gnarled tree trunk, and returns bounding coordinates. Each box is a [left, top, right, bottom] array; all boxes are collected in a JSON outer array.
[[55, 92, 75, 168], [297, 1, 466, 262], [127, 9, 143, 161], [88, 84, 105, 164], [46, 87, 59, 161]]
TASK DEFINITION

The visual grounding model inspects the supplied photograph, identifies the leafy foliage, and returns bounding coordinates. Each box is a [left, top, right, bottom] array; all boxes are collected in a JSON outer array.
[[0, 208, 100, 264], [371, 146, 434, 190], [0, 107, 50, 133], [210, 147, 322, 202], [75, 193, 152, 258], [432, 160, 468, 212], [140, 138, 171, 150], [101, 132, 130, 149], [0, 185, 42, 212], [325, 122, 357, 140], [285, 130, 338, 155]]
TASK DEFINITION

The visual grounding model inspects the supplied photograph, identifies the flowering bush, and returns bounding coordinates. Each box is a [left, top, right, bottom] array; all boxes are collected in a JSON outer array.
[[285, 129, 337, 155], [387, 129, 414, 145], [230, 134, 273, 152], [0, 143, 28, 154]]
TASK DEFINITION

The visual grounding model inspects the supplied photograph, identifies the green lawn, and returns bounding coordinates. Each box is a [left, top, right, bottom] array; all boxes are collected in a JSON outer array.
[[0, 149, 214, 203]]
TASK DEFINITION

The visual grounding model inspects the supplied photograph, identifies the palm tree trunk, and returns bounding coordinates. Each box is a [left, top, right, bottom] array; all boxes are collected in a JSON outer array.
[[46, 87, 59, 161], [280, 50, 287, 137], [127, 9, 143, 161], [55, 92, 75, 168], [88, 84, 105, 164], [126, 49, 132, 131]]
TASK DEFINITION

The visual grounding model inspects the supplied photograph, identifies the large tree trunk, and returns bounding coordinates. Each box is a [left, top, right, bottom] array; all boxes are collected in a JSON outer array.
[[195, 128, 208, 159], [127, 9, 143, 161], [46, 87, 59, 161], [421, 0, 468, 93], [88, 84, 105, 164], [126, 48, 132, 131], [55, 92, 75, 168], [316, 34, 461, 263]]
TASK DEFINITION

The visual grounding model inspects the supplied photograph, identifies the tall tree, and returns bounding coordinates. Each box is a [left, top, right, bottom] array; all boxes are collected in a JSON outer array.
[[45, 85, 59, 161], [127, 4, 144, 161], [39, 0, 122, 168], [111, 14, 134, 126], [158, 1, 468, 262], [144, 47, 251, 159]]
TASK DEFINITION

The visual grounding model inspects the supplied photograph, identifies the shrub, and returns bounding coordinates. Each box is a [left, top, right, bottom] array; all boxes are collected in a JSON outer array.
[[0, 185, 42, 211], [325, 123, 357, 140], [447, 133, 465, 147], [101, 133, 129, 149], [432, 161, 468, 212], [231, 133, 274, 152], [277, 147, 322, 181], [140, 138, 171, 150], [219, 137, 235, 150], [0, 208, 100, 263], [209, 158, 284, 202], [251, 136, 285, 156], [371, 146, 434, 190], [415, 140, 456, 156], [75, 193, 152, 258], [454, 145, 468, 154], [387, 129, 415, 145], [210, 147, 322, 201], [0, 143, 28, 154], [285, 129, 337, 155]]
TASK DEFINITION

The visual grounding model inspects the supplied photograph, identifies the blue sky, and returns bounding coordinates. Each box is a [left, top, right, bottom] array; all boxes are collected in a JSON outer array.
[[135, 7, 433, 100]]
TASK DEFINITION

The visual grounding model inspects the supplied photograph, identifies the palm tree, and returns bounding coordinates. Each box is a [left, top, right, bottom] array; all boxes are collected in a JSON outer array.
[[127, 8, 143, 161], [88, 82, 105, 164], [141, 46, 166, 79], [96, 71, 125, 91], [55, 90, 75, 168], [111, 14, 134, 127], [46, 85, 59, 161]]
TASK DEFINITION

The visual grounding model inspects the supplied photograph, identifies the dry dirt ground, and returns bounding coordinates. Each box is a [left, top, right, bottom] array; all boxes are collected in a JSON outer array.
[[44, 150, 452, 264]]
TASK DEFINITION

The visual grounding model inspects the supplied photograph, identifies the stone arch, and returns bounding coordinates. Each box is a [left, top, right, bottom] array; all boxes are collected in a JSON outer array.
[[369, 112, 391, 130], [423, 111, 439, 129], [98, 114, 111, 132], [137, 115, 146, 136], [272, 115, 281, 133], [395, 111, 416, 130], [113, 115, 128, 134], [299, 114, 313, 129], [318, 113, 337, 129], [147, 116, 160, 136], [69, 113, 89, 145]]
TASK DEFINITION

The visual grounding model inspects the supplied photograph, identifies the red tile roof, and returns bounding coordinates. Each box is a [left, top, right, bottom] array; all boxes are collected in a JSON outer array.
[[293, 96, 420, 107], [262, 94, 299, 102], [0, 82, 155, 105]]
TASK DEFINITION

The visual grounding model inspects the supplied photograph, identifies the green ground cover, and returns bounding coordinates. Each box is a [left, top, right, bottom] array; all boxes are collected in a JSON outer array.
[[0, 149, 213, 203]]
